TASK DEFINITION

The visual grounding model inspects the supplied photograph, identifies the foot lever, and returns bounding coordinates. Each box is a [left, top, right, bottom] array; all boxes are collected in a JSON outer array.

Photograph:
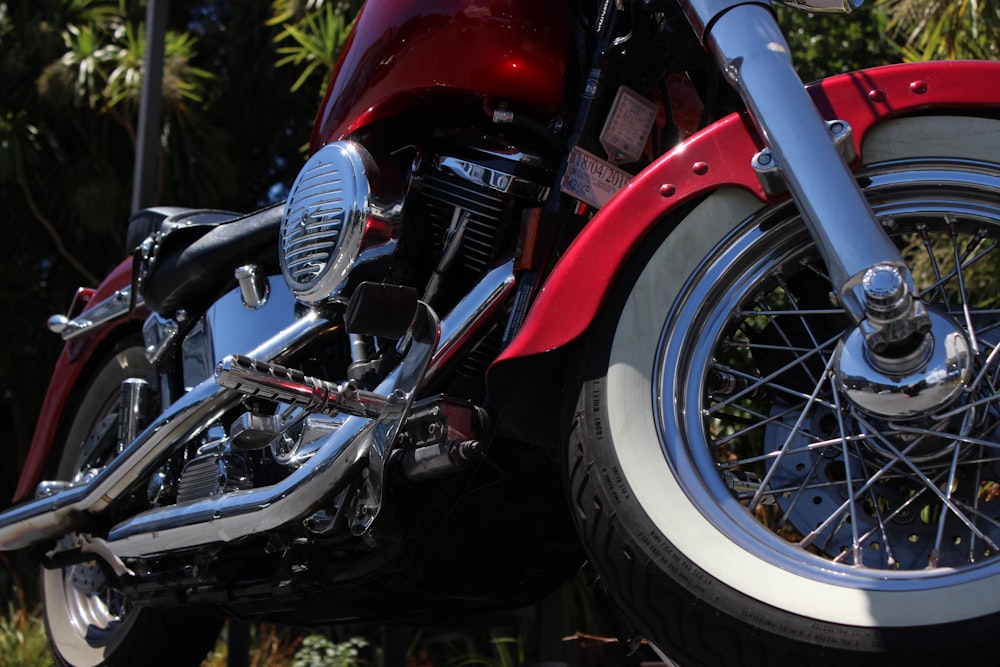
[[216, 354, 389, 418]]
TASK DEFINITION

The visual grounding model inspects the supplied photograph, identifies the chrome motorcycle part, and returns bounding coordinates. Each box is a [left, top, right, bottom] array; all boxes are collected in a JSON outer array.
[[230, 411, 281, 450], [774, 0, 863, 12], [285, 260, 515, 469], [146, 468, 174, 505], [426, 260, 516, 379], [437, 154, 548, 200], [420, 148, 545, 280], [397, 440, 483, 483], [44, 534, 135, 579], [273, 413, 344, 466], [146, 281, 302, 393], [216, 354, 389, 418], [180, 316, 214, 391], [36, 480, 72, 498], [753, 119, 856, 196], [234, 263, 269, 309], [104, 260, 513, 557], [0, 310, 331, 551], [279, 141, 399, 305], [681, 0, 863, 40], [117, 378, 150, 454], [571, 116, 1000, 664], [834, 308, 972, 421], [703, 2, 930, 342], [352, 301, 441, 535], [202, 278, 299, 375], [47, 286, 136, 340], [175, 444, 253, 504], [855, 263, 933, 354], [400, 396, 487, 449], [142, 311, 181, 365]]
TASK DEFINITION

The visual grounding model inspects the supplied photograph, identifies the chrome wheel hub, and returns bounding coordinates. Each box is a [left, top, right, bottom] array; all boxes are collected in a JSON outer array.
[[833, 305, 973, 420]]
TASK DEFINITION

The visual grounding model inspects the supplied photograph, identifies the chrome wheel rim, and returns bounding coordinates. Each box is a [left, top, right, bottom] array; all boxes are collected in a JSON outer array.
[[58, 534, 130, 643], [656, 160, 1000, 589]]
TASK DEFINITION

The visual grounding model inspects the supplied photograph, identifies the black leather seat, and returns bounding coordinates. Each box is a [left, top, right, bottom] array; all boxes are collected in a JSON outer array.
[[129, 202, 285, 315]]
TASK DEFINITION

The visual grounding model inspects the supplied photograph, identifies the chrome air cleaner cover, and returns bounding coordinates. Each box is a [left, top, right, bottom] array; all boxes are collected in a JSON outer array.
[[279, 141, 372, 304]]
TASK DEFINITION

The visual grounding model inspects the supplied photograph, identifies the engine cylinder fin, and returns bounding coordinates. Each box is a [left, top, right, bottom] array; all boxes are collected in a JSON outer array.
[[421, 169, 510, 277]]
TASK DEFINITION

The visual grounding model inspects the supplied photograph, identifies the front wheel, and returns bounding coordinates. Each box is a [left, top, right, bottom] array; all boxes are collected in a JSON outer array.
[[568, 115, 1000, 665], [41, 342, 221, 667]]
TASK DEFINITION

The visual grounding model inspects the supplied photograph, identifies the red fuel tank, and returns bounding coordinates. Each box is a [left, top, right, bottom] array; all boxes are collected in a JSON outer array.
[[310, 0, 571, 149]]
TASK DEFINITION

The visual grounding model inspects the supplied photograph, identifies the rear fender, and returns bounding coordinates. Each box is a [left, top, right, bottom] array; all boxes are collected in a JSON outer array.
[[13, 259, 141, 502], [488, 60, 1000, 445]]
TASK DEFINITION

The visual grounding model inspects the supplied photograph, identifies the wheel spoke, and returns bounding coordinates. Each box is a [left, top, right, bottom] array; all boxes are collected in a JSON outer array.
[[748, 355, 835, 512], [931, 434, 966, 567], [830, 378, 863, 565], [855, 413, 1000, 553], [707, 336, 839, 414], [948, 217, 980, 354]]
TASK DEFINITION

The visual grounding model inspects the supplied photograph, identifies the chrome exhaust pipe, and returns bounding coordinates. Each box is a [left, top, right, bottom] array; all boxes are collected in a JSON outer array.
[[0, 311, 336, 551], [107, 261, 516, 558]]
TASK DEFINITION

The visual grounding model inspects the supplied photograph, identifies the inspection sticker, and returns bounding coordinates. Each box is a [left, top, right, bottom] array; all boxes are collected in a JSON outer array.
[[600, 86, 657, 164], [561, 146, 632, 209]]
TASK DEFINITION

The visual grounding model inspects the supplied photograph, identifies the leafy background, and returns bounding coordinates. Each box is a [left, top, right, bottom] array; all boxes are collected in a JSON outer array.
[[0, 0, 358, 504], [0, 0, 995, 664]]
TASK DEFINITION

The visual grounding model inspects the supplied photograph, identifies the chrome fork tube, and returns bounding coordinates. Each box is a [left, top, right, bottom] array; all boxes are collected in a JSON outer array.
[[680, 1, 911, 323]]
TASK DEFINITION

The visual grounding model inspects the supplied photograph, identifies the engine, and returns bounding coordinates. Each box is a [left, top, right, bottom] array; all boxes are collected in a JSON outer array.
[[164, 132, 551, 505], [401, 134, 550, 375], [279, 133, 549, 312]]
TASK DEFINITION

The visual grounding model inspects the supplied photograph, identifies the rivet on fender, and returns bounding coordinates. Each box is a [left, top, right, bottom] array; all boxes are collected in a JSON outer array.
[[868, 88, 887, 102], [659, 184, 676, 197], [910, 80, 928, 95], [692, 162, 709, 175]]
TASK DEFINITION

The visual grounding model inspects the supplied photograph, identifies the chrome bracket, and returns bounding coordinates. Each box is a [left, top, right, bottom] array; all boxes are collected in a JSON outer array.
[[45, 534, 135, 579], [235, 264, 270, 310], [351, 301, 440, 537], [753, 120, 856, 197], [142, 311, 183, 365], [47, 287, 136, 341]]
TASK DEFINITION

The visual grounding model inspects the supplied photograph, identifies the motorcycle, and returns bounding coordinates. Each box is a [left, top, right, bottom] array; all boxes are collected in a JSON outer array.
[[5, 0, 1000, 664]]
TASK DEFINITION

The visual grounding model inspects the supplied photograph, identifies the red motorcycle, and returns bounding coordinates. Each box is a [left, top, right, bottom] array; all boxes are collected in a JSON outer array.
[[5, 0, 1000, 665]]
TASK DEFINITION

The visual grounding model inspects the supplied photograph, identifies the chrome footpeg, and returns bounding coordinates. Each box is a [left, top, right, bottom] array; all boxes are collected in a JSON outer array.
[[215, 300, 442, 538], [216, 354, 389, 419]]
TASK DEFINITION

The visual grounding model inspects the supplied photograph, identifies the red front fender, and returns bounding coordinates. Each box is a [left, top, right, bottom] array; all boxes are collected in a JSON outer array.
[[488, 60, 1000, 445]]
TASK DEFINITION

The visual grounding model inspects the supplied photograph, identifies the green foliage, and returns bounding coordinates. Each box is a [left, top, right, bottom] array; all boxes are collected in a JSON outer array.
[[448, 635, 525, 667], [879, 0, 1000, 60], [292, 634, 369, 667], [0, 555, 51, 667], [0, 602, 52, 667], [776, 4, 899, 82], [271, 0, 355, 95]]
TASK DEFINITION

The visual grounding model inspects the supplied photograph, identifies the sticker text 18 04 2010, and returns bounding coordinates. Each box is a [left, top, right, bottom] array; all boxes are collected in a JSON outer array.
[[561, 147, 633, 209]]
